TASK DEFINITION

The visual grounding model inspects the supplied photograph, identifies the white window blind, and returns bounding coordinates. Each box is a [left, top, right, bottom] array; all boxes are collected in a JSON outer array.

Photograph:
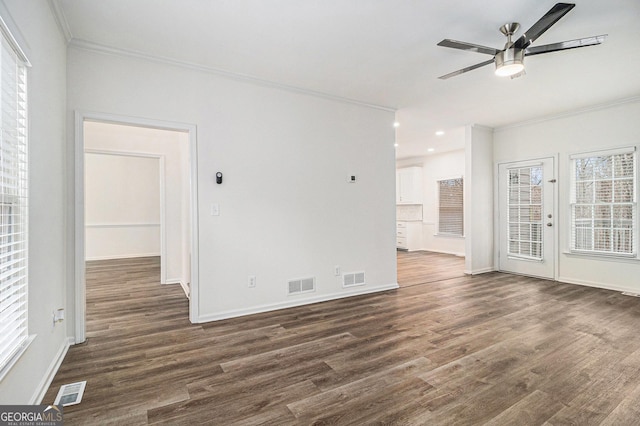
[[438, 178, 463, 236], [507, 166, 544, 260], [0, 26, 29, 377], [570, 148, 636, 256]]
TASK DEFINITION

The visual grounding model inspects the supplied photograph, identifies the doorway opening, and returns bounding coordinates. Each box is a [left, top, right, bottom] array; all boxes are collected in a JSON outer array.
[[74, 112, 199, 343]]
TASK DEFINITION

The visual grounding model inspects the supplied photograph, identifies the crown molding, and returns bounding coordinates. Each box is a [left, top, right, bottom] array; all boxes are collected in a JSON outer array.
[[468, 124, 494, 132], [495, 95, 640, 132], [48, 0, 72, 43], [68, 38, 396, 113]]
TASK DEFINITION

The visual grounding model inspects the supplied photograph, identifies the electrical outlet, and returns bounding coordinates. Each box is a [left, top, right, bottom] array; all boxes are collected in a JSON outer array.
[[248, 275, 256, 288], [52, 308, 65, 328], [334, 265, 341, 276]]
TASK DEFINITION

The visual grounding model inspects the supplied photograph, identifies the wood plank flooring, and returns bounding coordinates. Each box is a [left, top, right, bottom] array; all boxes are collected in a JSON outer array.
[[397, 250, 465, 286], [43, 253, 640, 425]]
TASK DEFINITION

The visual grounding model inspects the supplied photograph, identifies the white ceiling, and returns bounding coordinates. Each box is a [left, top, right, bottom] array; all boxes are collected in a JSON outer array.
[[56, 0, 640, 158]]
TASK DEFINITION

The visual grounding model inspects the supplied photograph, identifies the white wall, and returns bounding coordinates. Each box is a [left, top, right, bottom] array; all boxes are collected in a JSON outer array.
[[84, 152, 161, 260], [465, 125, 494, 274], [397, 150, 466, 256], [83, 122, 190, 286], [0, 1, 68, 404], [67, 46, 397, 323], [494, 99, 640, 291]]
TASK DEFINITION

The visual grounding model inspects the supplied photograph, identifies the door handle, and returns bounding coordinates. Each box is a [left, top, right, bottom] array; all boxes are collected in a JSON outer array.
[[547, 222, 553, 227]]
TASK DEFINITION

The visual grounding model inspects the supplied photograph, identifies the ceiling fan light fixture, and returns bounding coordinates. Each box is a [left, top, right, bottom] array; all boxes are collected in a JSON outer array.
[[495, 62, 524, 77], [494, 48, 524, 77]]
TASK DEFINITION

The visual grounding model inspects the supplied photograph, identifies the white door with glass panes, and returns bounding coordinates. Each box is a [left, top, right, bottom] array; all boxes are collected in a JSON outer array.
[[499, 158, 555, 279]]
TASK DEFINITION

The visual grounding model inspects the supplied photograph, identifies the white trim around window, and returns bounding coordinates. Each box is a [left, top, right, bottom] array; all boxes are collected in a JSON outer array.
[[0, 15, 32, 381], [569, 146, 637, 258]]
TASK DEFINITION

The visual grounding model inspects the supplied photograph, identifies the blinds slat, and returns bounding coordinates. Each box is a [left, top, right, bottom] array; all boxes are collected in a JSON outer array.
[[0, 21, 29, 375], [438, 178, 464, 235], [0, 325, 27, 365], [0, 274, 26, 295], [0, 299, 26, 335]]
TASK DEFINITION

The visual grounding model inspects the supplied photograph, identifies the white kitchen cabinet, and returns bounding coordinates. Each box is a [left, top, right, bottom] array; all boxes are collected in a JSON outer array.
[[396, 167, 423, 204], [396, 221, 422, 251]]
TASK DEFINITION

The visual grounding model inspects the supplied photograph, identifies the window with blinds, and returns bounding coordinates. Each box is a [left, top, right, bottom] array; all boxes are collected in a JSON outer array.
[[570, 148, 636, 256], [0, 22, 30, 378], [507, 166, 544, 260], [437, 178, 463, 236]]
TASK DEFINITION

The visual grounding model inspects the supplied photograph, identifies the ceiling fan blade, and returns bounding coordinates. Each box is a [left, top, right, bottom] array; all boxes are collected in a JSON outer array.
[[437, 39, 501, 56], [514, 3, 576, 50], [438, 59, 494, 80], [524, 35, 607, 56]]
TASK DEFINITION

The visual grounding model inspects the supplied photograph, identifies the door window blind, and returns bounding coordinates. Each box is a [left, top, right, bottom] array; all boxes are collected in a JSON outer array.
[[438, 178, 463, 236], [0, 27, 29, 376], [570, 148, 636, 256], [507, 166, 544, 260]]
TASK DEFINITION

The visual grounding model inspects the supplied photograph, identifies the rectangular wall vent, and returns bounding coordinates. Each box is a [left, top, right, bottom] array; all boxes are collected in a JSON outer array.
[[54, 381, 87, 406], [343, 271, 365, 288], [288, 277, 315, 295]]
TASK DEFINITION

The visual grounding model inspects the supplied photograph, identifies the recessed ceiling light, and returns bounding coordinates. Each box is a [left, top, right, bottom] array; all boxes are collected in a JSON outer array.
[[427, 148, 435, 152], [393, 122, 400, 128], [435, 130, 445, 136], [394, 143, 399, 147]]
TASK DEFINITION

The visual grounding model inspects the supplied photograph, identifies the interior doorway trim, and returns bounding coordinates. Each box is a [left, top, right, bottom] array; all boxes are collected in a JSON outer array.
[[74, 110, 200, 343]]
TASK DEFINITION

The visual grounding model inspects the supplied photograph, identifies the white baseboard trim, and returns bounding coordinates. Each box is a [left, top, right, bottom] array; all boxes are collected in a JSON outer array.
[[557, 276, 640, 294], [180, 282, 190, 298], [196, 283, 399, 323], [30, 337, 73, 404], [164, 278, 190, 298], [464, 267, 495, 275], [85, 253, 161, 261]]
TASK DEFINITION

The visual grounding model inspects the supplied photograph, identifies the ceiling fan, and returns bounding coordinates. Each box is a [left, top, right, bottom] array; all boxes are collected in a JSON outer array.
[[437, 2, 607, 79]]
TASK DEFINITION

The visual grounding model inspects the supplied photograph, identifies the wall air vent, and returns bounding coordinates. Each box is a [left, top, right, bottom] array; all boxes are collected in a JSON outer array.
[[54, 381, 87, 406], [288, 277, 315, 295], [343, 271, 365, 288]]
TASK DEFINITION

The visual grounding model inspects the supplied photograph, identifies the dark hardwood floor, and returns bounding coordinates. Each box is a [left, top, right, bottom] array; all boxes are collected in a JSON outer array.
[[44, 253, 640, 425]]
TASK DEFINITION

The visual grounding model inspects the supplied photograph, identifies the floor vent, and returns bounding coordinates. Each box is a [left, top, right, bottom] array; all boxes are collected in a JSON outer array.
[[288, 277, 315, 295], [343, 271, 365, 288], [54, 380, 87, 406], [622, 292, 640, 297]]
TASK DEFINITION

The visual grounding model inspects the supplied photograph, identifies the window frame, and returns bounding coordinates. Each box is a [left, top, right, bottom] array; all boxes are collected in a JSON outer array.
[[568, 146, 637, 258], [436, 176, 464, 237], [0, 14, 31, 382]]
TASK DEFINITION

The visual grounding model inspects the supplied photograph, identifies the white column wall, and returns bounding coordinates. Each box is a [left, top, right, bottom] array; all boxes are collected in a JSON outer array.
[[465, 125, 494, 274]]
